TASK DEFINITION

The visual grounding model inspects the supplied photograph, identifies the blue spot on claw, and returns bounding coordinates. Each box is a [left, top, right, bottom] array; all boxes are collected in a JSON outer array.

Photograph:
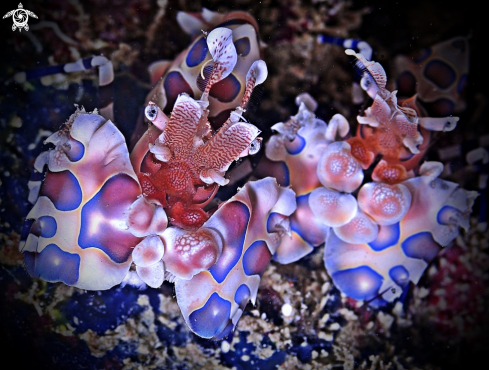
[[209, 202, 249, 284], [188, 293, 231, 338], [369, 223, 400, 251], [234, 37, 251, 56], [402, 232, 440, 262], [38, 216, 57, 238], [234, 284, 251, 306], [332, 266, 383, 301], [25, 244, 80, 285], [66, 136, 85, 162], [186, 37, 208, 67], [285, 134, 306, 155], [389, 265, 410, 288]]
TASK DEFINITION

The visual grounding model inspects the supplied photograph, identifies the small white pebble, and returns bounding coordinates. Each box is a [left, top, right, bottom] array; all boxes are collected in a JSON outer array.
[[10, 115, 22, 128], [281, 303, 293, 317], [377, 312, 394, 331], [281, 327, 291, 338], [330, 322, 340, 331], [221, 340, 231, 353], [319, 313, 330, 327], [428, 265, 438, 276], [417, 287, 430, 299], [321, 282, 331, 294], [319, 296, 328, 310], [393, 301, 403, 316], [318, 332, 334, 341]]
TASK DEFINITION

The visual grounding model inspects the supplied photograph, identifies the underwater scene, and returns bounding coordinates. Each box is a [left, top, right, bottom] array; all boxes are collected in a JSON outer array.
[[0, 0, 487, 369]]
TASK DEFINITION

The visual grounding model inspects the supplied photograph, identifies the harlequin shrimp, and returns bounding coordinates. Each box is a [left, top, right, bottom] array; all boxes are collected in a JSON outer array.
[[145, 9, 262, 129], [18, 11, 298, 339], [260, 49, 477, 304], [392, 37, 488, 227]]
